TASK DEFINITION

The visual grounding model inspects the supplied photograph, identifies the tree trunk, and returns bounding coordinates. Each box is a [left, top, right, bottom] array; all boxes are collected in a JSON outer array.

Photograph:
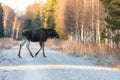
[[96, 0, 100, 43], [81, 22, 84, 41], [91, 0, 95, 42]]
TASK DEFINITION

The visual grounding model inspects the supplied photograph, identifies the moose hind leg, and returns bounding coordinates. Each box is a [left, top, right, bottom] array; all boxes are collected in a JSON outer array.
[[18, 40, 26, 58], [26, 41, 34, 58]]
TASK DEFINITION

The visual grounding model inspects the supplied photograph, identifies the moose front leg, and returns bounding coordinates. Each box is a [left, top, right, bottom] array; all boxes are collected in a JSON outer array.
[[35, 42, 46, 57], [35, 42, 42, 57], [42, 43, 46, 57], [26, 41, 34, 58]]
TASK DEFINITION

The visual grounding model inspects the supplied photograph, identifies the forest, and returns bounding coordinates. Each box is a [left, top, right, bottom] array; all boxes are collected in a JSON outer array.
[[0, 0, 120, 66]]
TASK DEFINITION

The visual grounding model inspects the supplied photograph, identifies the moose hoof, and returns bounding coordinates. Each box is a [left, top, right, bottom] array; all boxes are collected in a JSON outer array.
[[35, 54, 38, 57], [18, 55, 22, 58], [31, 55, 34, 58], [43, 55, 47, 58]]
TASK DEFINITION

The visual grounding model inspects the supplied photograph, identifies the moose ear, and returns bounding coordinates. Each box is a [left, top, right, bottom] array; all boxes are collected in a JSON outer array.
[[50, 27, 54, 30], [46, 27, 54, 30]]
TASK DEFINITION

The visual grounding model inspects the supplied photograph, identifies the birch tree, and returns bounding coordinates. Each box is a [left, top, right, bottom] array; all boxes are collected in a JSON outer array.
[[3, 5, 15, 37]]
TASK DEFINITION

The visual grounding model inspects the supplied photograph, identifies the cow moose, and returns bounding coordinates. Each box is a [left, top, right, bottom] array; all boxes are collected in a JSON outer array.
[[18, 28, 59, 58]]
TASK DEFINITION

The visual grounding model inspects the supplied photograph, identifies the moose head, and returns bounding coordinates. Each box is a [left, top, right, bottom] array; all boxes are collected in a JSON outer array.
[[46, 28, 59, 39]]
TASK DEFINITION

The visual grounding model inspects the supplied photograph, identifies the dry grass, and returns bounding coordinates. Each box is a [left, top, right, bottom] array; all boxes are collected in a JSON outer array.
[[0, 38, 18, 51], [116, 64, 120, 70], [0, 38, 119, 67], [46, 39, 120, 67]]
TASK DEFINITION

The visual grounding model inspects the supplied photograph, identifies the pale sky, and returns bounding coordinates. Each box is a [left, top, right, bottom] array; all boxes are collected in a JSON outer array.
[[0, 0, 46, 14]]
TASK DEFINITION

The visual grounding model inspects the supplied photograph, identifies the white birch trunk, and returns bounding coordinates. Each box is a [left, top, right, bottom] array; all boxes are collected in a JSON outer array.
[[75, 0, 79, 41], [12, 16, 17, 39], [81, 22, 84, 41], [91, 0, 95, 42], [3, 12, 9, 37], [96, 0, 100, 43]]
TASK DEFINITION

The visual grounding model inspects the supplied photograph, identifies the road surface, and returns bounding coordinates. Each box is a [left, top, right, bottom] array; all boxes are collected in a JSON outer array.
[[0, 42, 120, 80]]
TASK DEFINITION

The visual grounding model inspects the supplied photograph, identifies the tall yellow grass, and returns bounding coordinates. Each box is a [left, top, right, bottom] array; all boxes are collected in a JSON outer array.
[[46, 39, 120, 66], [0, 38, 18, 51]]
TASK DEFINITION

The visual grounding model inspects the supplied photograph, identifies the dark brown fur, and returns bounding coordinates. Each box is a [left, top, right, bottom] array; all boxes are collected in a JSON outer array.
[[18, 28, 59, 58]]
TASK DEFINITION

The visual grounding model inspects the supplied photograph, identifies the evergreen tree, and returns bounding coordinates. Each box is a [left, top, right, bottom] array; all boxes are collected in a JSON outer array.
[[100, 0, 120, 45], [43, 0, 56, 28], [24, 3, 43, 29], [0, 3, 4, 38], [23, 19, 33, 29], [33, 13, 42, 28]]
